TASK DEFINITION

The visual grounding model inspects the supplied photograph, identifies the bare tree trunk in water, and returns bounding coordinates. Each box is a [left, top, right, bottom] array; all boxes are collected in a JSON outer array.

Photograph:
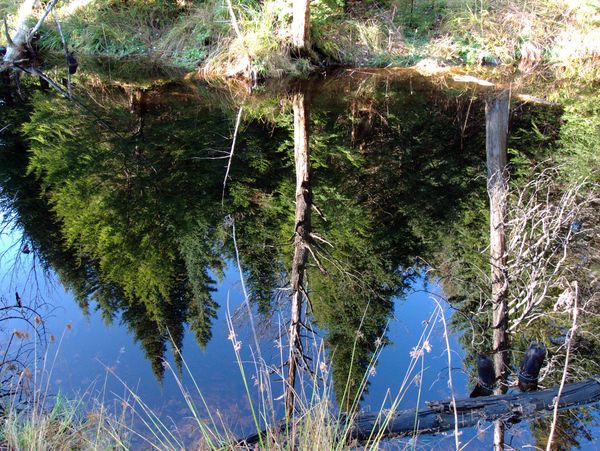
[[285, 93, 311, 420], [486, 92, 510, 451], [291, 0, 310, 51]]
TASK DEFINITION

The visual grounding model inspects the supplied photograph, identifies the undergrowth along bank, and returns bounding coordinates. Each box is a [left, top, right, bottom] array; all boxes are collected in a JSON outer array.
[[1, 0, 597, 81]]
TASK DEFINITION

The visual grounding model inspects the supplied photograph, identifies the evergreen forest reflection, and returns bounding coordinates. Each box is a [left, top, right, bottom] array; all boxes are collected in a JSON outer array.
[[1, 68, 598, 448]]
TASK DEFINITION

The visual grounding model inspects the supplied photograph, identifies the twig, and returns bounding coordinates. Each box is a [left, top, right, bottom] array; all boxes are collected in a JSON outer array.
[[222, 106, 243, 206], [20, 65, 68, 97], [223, 0, 255, 82], [309, 232, 333, 248], [17, 65, 126, 140], [229, 216, 274, 422], [3, 17, 14, 46], [29, 0, 59, 36], [506, 171, 592, 332], [432, 297, 460, 450], [225, 0, 243, 42], [305, 243, 326, 274]]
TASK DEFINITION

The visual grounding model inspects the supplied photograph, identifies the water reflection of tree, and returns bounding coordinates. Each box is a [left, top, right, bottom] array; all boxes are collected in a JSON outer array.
[[6, 74, 597, 445], [429, 99, 600, 449], [1, 84, 227, 379], [1, 75, 490, 399], [296, 86, 476, 406]]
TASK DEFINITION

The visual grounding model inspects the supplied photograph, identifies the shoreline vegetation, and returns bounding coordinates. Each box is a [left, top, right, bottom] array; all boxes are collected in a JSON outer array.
[[0, 0, 598, 85]]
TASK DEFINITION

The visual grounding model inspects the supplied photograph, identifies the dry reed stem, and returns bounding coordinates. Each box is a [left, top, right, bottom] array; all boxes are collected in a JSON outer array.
[[546, 281, 578, 451], [432, 297, 460, 450]]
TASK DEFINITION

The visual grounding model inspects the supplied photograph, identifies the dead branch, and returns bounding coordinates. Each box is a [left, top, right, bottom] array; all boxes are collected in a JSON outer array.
[[222, 106, 243, 206], [52, 8, 71, 98], [506, 170, 595, 332]]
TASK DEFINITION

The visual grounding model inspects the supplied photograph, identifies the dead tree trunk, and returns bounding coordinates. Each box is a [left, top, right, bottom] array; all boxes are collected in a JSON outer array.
[[3, 0, 58, 65], [285, 92, 311, 420], [2, 0, 36, 64], [351, 376, 600, 441], [129, 88, 146, 136], [291, 0, 310, 51], [486, 91, 510, 450]]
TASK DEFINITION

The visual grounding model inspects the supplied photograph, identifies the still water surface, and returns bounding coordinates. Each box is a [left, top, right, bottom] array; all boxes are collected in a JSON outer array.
[[0, 67, 597, 448]]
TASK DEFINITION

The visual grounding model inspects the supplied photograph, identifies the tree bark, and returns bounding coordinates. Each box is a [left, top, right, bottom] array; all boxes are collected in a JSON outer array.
[[285, 92, 311, 420], [291, 0, 310, 51], [129, 88, 146, 136], [486, 91, 510, 450]]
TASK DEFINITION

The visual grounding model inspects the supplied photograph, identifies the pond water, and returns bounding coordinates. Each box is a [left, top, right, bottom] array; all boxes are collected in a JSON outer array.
[[0, 66, 598, 449]]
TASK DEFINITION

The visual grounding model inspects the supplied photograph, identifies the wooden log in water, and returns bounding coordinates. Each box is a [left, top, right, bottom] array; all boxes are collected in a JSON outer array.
[[350, 376, 600, 441], [241, 376, 600, 445]]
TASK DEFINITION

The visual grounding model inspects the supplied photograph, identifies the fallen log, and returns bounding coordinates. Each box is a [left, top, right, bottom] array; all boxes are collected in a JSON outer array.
[[352, 376, 600, 440], [241, 376, 600, 445], [3, 0, 58, 66]]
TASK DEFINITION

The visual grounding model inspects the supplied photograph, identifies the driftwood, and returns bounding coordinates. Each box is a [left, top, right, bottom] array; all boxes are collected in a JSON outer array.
[[241, 376, 600, 446]]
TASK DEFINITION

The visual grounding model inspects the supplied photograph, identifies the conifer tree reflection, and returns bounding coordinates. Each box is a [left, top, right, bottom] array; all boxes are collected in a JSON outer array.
[[7, 75, 597, 450]]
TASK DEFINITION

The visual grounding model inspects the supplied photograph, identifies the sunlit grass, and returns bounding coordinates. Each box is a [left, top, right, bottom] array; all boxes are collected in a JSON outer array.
[[439, 0, 600, 81], [0, 327, 131, 450], [4, 0, 596, 81]]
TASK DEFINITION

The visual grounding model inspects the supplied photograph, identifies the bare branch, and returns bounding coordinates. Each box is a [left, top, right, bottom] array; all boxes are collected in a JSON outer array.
[[3, 17, 14, 46], [52, 8, 71, 98], [222, 106, 243, 206], [29, 0, 59, 36]]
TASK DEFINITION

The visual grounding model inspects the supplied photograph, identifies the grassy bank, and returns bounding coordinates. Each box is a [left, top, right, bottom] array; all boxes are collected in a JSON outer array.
[[1, 0, 598, 81]]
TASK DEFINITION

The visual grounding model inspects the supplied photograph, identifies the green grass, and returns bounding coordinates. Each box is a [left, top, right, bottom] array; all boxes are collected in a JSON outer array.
[[35, 0, 185, 56], [0, 393, 127, 450]]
